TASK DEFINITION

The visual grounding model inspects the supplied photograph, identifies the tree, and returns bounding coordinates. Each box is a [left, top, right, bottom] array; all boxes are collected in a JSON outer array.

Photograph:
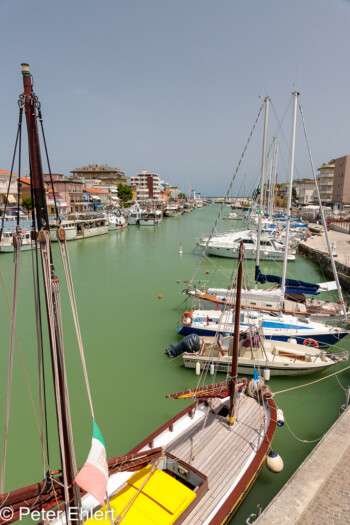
[[117, 183, 133, 206], [22, 196, 33, 212], [178, 192, 186, 200]]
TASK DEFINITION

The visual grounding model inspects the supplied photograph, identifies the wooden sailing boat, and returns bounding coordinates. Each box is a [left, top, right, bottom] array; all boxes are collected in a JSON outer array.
[[0, 65, 277, 525]]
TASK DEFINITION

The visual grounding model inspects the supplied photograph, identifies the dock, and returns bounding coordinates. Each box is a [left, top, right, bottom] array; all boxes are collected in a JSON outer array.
[[256, 406, 350, 524], [298, 228, 350, 290]]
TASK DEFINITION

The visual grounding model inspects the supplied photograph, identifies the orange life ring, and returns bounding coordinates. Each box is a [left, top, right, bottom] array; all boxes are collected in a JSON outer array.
[[303, 338, 319, 349], [182, 311, 193, 326]]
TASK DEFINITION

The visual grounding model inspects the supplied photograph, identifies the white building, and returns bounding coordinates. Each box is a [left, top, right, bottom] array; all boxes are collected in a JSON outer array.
[[317, 160, 335, 204], [130, 170, 161, 201], [294, 180, 316, 205]]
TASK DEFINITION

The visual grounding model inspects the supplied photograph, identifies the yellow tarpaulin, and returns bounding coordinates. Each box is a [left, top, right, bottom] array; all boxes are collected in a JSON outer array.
[[86, 465, 196, 525]]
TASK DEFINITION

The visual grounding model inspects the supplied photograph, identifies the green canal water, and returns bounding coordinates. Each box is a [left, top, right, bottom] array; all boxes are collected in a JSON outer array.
[[0, 204, 349, 524]]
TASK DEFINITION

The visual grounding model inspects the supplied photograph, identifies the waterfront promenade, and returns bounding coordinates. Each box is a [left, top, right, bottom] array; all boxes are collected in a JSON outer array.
[[298, 228, 350, 291], [256, 406, 350, 524]]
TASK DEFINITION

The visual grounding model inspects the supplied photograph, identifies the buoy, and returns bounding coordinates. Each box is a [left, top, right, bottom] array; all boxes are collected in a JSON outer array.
[[158, 294, 162, 300], [210, 363, 215, 375], [266, 450, 284, 473], [179, 242, 183, 254], [195, 361, 200, 375], [276, 408, 285, 427], [206, 270, 209, 275], [287, 338, 297, 344], [203, 259, 206, 263], [263, 368, 270, 381], [177, 280, 180, 284]]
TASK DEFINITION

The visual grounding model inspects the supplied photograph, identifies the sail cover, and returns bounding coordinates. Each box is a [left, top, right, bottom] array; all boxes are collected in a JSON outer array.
[[255, 266, 321, 295]]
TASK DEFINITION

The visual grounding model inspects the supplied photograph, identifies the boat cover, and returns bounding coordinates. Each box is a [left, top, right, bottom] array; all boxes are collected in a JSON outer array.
[[255, 266, 321, 295], [86, 465, 196, 524]]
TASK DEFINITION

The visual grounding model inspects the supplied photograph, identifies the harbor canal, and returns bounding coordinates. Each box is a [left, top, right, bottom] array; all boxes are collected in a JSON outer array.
[[0, 204, 349, 524]]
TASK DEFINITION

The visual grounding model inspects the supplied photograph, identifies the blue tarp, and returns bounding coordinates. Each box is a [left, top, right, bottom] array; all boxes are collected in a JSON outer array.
[[255, 265, 321, 295]]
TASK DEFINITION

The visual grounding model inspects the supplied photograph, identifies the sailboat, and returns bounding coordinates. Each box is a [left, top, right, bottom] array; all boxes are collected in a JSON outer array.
[[186, 93, 349, 330], [181, 331, 348, 377], [0, 65, 278, 525]]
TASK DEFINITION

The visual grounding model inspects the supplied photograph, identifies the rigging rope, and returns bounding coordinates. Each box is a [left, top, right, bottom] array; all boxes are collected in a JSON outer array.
[[37, 106, 60, 223], [57, 231, 95, 419], [189, 100, 265, 288], [1, 236, 21, 493], [0, 103, 24, 243], [0, 270, 55, 491]]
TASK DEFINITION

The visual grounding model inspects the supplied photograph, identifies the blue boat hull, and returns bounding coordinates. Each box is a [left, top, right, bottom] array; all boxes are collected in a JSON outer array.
[[177, 324, 348, 348]]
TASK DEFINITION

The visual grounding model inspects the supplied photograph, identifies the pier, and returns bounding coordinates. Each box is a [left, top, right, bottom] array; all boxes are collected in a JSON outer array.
[[298, 228, 350, 291], [256, 406, 350, 524]]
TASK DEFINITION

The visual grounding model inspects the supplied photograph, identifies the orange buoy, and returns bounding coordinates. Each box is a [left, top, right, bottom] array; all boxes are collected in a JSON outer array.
[[158, 294, 162, 299], [203, 259, 206, 263], [206, 270, 209, 275]]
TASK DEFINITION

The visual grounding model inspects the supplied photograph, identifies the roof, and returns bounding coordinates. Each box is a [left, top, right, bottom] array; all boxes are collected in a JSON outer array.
[[0, 169, 19, 176], [71, 165, 125, 174], [83, 188, 108, 194], [19, 177, 32, 185]]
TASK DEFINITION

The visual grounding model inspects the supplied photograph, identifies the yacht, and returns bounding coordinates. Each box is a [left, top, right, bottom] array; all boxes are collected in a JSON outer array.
[[197, 230, 295, 261]]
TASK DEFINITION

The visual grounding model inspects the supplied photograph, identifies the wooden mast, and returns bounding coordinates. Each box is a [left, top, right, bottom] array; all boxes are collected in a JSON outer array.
[[228, 241, 244, 426], [21, 63, 80, 520]]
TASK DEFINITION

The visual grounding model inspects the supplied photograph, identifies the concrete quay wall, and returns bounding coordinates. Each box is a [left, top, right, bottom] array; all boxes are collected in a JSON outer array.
[[256, 407, 350, 524], [297, 230, 350, 291]]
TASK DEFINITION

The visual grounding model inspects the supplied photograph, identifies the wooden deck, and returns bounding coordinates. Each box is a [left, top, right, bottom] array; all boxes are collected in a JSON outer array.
[[166, 394, 267, 524]]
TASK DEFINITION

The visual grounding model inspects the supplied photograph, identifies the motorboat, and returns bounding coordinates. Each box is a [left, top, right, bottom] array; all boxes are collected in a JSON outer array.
[[182, 331, 348, 376]]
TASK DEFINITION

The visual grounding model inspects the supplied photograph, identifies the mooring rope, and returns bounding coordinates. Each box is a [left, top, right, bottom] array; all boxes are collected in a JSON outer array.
[[272, 364, 350, 397]]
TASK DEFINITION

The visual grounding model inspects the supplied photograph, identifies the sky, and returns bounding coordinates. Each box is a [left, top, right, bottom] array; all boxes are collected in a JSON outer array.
[[1, 0, 350, 197]]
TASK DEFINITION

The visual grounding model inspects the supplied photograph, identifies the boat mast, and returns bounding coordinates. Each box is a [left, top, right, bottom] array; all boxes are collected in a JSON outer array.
[[21, 64, 80, 520], [281, 92, 299, 295], [255, 96, 270, 283], [228, 241, 244, 426], [299, 105, 348, 322]]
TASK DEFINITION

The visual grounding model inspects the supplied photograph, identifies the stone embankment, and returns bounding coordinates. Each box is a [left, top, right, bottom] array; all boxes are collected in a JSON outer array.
[[256, 406, 350, 524], [297, 227, 350, 291]]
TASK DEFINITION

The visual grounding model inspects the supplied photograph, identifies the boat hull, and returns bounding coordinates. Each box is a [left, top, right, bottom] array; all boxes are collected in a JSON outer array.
[[127, 396, 277, 524], [177, 324, 348, 347], [182, 354, 338, 376]]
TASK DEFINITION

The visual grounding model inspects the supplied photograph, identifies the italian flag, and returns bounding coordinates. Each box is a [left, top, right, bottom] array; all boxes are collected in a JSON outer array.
[[74, 420, 108, 506]]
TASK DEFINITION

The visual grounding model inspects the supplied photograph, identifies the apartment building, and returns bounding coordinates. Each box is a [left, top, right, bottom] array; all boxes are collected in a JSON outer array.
[[332, 155, 350, 209], [317, 160, 335, 204], [70, 165, 128, 186], [130, 170, 161, 201], [294, 179, 316, 205]]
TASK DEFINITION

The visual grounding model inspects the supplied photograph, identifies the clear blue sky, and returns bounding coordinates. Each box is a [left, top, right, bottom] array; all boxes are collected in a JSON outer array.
[[1, 0, 350, 196]]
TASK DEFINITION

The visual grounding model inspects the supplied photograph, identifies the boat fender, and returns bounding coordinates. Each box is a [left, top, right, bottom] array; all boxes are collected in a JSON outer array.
[[263, 368, 270, 381], [287, 338, 297, 344], [182, 312, 193, 326], [195, 361, 200, 375], [209, 363, 215, 375], [303, 338, 319, 349], [266, 450, 284, 473], [276, 408, 285, 427]]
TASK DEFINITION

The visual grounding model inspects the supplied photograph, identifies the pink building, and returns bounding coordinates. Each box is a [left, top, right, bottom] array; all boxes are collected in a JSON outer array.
[[43, 174, 84, 214], [332, 155, 350, 209]]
